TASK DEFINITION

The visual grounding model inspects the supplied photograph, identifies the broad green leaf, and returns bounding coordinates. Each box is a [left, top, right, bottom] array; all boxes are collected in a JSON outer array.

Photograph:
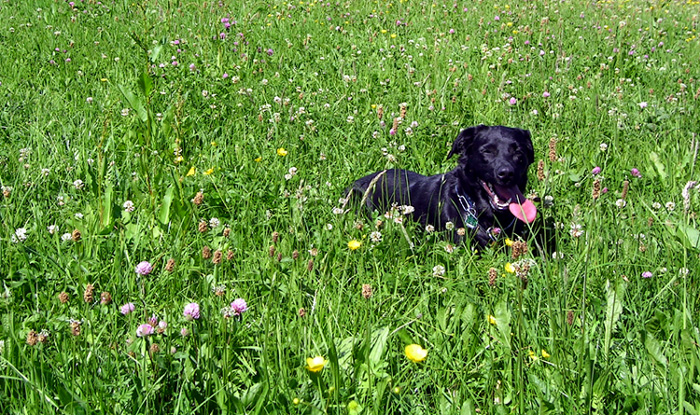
[[604, 279, 625, 357], [677, 224, 700, 250], [158, 185, 175, 225], [649, 151, 667, 182], [644, 333, 668, 367], [369, 326, 390, 366], [117, 84, 148, 122]]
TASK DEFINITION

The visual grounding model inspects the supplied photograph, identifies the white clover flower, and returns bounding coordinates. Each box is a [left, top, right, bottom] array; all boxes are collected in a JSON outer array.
[[432, 265, 446, 277], [123, 200, 135, 212], [332, 207, 344, 215], [615, 199, 626, 208], [73, 179, 84, 190], [12, 228, 27, 243], [369, 231, 382, 243], [61, 233, 73, 242], [209, 217, 221, 228], [665, 201, 676, 211], [47, 225, 59, 235], [570, 223, 584, 238]]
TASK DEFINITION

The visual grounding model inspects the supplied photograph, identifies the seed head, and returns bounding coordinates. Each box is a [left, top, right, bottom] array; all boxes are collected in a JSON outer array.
[[307, 259, 314, 271], [362, 284, 373, 299], [226, 250, 234, 261], [26, 330, 39, 346], [377, 105, 384, 120], [71, 229, 81, 242], [223, 227, 231, 238], [193, 191, 204, 206], [537, 160, 545, 181], [548, 137, 557, 162], [511, 241, 528, 259], [165, 258, 176, 273], [621, 180, 629, 200], [70, 320, 81, 336], [272, 231, 279, 243], [100, 291, 112, 305], [292, 250, 299, 260], [83, 283, 95, 304], [202, 246, 212, 259], [58, 291, 70, 304], [566, 310, 575, 326], [488, 267, 497, 287], [198, 220, 209, 233], [149, 343, 160, 355], [298, 307, 306, 317], [268, 245, 276, 257], [212, 249, 223, 264], [592, 178, 601, 200]]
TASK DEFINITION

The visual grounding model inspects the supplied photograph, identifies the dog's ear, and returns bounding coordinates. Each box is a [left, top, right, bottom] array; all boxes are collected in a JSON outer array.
[[518, 129, 535, 164], [447, 125, 485, 159]]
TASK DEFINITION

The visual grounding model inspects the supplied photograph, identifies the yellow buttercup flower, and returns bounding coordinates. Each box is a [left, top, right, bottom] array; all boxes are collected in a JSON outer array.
[[541, 349, 550, 359], [348, 239, 362, 250], [487, 314, 497, 325], [204, 168, 214, 175], [505, 238, 514, 247], [305, 356, 328, 372], [254, 156, 262, 162], [528, 350, 539, 361], [404, 344, 428, 363], [505, 263, 515, 273], [277, 147, 288, 157], [186, 166, 196, 177]]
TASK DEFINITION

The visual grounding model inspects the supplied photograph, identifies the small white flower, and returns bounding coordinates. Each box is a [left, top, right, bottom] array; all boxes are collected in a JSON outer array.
[[652, 202, 662, 210], [679, 267, 690, 277], [73, 179, 84, 190], [425, 224, 435, 233], [432, 265, 446, 277], [61, 233, 73, 242], [12, 228, 27, 243], [209, 217, 221, 228], [47, 225, 59, 235], [121, 108, 130, 117], [665, 201, 676, 211], [369, 231, 382, 243], [570, 223, 584, 238], [600, 143, 608, 152], [445, 221, 455, 231], [326, 223, 333, 230], [400, 205, 415, 215], [615, 199, 626, 208], [41, 168, 50, 176], [123, 200, 135, 212], [393, 216, 404, 224], [332, 207, 344, 215], [75, 213, 83, 220]]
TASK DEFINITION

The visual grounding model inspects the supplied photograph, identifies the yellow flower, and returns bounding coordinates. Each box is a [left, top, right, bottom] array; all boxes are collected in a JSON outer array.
[[487, 315, 497, 325], [504, 238, 514, 247], [380, 29, 387, 34], [348, 239, 362, 250], [528, 350, 539, 361], [541, 349, 550, 359], [204, 168, 214, 175], [174, 155, 184, 164], [292, 398, 300, 405], [186, 166, 196, 177], [404, 344, 428, 362], [277, 147, 288, 157], [305, 356, 328, 372], [254, 156, 262, 162], [211, 141, 217, 147], [505, 263, 515, 273], [390, 33, 397, 38]]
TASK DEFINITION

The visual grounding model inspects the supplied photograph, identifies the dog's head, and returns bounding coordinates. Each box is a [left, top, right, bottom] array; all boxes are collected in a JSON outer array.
[[448, 125, 536, 223]]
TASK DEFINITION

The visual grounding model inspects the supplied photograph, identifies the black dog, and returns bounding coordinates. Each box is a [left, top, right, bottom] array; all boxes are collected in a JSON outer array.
[[349, 125, 537, 247]]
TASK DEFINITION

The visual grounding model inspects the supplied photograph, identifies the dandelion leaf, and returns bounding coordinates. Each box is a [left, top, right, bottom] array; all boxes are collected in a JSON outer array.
[[648, 151, 667, 182], [644, 333, 668, 368], [369, 326, 390, 367]]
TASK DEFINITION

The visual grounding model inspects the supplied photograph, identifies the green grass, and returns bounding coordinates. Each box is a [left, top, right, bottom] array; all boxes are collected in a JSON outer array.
[[1, 0, 700, 413]]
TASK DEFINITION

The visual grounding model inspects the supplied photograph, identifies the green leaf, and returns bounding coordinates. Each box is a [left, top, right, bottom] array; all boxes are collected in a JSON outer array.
[[369, 326, 390, 367], [604, 279, 625, 357], [117, 84, 147, 122], [677, 224, 700, 250], [494, 300, 512, 351], [644, 333, 668, 367], [158, 185, 175, 225], [137, 70, 153, 99], [648, 151, 667, 182], [100, 183, 114, 232]]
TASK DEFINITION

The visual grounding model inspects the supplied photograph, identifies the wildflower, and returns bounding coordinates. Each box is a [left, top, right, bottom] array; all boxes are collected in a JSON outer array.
[[569, 223, 584, 238], [183, 303, 201, 320], [306, 356, 328, 372], [135, 261, 153, 275], [180, 327, 189, 337], [404, 344, 428, 363], [600, 143, 608, 152], [73, 179, 84, 190], [71, 229, 81, 242], [616, 199, 626, 208], [348, 240, 362, 250], [542, 91, 550, 98], [120, 302, 135, 315], [100, 292, 112, 305], [136, 323, 154, 337], [487, 315, 497, 325], [508, 97, 517, 105], [230, 298, 248, 315], [123, 200, 135, 212], [209, 217, 221, 228], [528, 350, 539, 361], [505, 263, 515, 273], [204, 168, 214, 175], [591, 166, 601, 175], [641, 271, 653, 278], [432, 265, 446, 277], [61, 233, 72, 242], [445, 221, 455, 231], [639, 102, 647, 109], [47, 224, 59, 235], [369, 231, 382, 243], [425, 225, 435, 233], [541, 349, 550, 358], [630, 168, 642, 178], [12, 228, 27, 243], [665, 201, 676, 211], [186, 166, 196, 176], [277, 147, 288, 156]]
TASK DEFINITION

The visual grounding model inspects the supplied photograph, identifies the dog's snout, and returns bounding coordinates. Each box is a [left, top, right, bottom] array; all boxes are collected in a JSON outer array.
[[496, 166, 514, 182]]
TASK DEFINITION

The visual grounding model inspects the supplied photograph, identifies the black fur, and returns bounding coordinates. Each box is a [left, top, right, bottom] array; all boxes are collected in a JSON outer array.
[[350, 125, 534, 247]]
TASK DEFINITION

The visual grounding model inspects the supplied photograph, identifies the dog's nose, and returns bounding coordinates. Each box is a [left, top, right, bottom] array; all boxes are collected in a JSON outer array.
[[497, 167, 513, 182]]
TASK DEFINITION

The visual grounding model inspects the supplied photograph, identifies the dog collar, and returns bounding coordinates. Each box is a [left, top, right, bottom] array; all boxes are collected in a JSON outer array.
[[454, 185, 479, 230]]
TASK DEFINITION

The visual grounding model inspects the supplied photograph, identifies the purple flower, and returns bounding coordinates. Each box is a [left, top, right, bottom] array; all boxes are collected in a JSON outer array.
[[230, 298, 248, 315], [449, 28, 455, 34], [135, 261, 153, 275], [219, 32, 226, 40], [149, 314, 158, 326], [542, 91, 550, 98], [638, 102, 647, 109], [180, 327, 189, 337], [591, 166, 601, 175], [641, 271, 653, 278], [508, 97, 517, 105], [189, 63, 196, 71], [183, 303, 200, 321], [223, 72, 229, 79], [494, 15, 500, 21], [266, 48, 274, 56], [136, 323, 154, 337], [631, 168, 642, 178], [120, 302, 135, 315]]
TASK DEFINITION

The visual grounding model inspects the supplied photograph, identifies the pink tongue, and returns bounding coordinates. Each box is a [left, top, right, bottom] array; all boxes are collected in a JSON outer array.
[[509, 198, 537, 224], [494, 185, 537, 224]]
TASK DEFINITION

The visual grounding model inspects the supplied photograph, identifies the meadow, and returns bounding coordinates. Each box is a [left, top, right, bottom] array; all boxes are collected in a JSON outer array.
[[1, 0, 700, 413]]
